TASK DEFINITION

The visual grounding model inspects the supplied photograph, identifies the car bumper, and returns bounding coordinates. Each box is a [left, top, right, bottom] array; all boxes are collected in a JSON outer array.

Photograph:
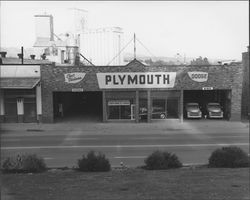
[[187, 113, 202, 118], [208, 115, 223, 118], [208, 113, 223, 118]]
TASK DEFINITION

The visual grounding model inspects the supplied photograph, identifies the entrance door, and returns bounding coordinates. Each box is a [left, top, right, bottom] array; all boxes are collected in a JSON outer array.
[[24, 98, 37, 122], [131, 104, 135, 120], [139, 99, 148, 121], [4, 98, 17, 122]]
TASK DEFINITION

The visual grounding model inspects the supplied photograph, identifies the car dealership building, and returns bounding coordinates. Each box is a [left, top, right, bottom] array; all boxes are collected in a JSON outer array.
[[0, 57, 245, 123]]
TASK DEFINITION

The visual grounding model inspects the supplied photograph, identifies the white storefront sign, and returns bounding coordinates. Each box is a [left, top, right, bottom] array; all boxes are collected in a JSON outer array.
[[64, 73, 86, 84], [108, 100, 130, 106], [72, 88, 84, 92], [96, 72, 176, 89], [188, 72, 208, 82], [202, 87, 213, 90]]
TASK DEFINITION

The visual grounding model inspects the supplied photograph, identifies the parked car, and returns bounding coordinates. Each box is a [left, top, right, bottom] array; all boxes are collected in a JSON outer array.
[[139, 106, 167, 119], [206, 103, 224, 119], [185, 103, 202, 119]]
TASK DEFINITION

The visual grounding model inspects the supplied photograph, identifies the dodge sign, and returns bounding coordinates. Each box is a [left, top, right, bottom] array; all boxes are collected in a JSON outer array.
[[188, 72, 208, 82]]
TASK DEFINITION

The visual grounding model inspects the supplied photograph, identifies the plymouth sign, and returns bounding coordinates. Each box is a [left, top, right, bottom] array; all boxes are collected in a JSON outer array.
[[188, 72, 208, 82], [64, 73, 86, 84], [96, 72, 176, 89]]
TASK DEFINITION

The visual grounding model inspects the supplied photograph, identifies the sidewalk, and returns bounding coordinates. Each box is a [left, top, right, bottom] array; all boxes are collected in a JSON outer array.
[[1, 120, 249, 135]]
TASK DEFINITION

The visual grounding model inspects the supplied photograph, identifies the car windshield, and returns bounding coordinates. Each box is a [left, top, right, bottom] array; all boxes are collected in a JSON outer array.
[[186, 104, 199, 109], [208, 104, 220, 109]]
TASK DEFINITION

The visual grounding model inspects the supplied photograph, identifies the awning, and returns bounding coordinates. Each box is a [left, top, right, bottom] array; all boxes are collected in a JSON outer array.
[[0, 78, 40, 89]]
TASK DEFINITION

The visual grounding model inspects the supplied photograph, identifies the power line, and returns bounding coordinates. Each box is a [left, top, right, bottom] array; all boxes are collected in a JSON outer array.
[[136, 38, 157, 60]]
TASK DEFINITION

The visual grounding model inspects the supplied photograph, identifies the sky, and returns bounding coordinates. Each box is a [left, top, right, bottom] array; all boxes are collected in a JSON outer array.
[[0, 1, 249, 60]]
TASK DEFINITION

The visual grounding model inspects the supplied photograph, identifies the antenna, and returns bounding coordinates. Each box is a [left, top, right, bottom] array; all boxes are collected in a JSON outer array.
[[134, 33, 136, 60]]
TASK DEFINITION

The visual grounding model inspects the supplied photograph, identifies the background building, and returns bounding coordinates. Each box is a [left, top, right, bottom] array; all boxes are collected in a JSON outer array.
[[33, 12, 124, 66], [80, 27, 124, 66]]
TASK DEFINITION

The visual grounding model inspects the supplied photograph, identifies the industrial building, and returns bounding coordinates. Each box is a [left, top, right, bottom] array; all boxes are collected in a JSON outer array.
[[33, 12, 124, 66]]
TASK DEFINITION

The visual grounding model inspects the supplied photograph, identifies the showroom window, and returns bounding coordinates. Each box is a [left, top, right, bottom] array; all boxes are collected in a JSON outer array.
[[107, 100, 134, 120], [152, 99, 167, 119]]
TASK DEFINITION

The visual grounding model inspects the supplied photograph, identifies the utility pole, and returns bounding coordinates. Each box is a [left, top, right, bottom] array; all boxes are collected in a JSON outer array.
[[134, 33, 136, 60], [21, 47, 24, 64]]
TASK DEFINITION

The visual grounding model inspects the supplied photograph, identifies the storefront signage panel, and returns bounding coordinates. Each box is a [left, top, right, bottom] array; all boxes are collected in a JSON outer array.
[[188, 72, 208, 82], [72, 88, 84, 92], [202, 87, 213, 90], [64, 73, 86, 84], [97, 72, 176, 89], [108, 100, 130, 106]]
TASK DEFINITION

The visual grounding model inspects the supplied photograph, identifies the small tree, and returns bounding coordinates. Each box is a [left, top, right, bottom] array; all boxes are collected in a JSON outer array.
[[190, 56, 210, 65], [208, 146, 249, 168], [144, 150, 182, 170], [77, 151, 111, 172]]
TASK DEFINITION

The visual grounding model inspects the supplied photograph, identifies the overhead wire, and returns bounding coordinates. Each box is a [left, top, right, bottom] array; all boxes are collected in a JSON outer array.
[[106, 37, 134, 66], [136, 38, 158, 61]]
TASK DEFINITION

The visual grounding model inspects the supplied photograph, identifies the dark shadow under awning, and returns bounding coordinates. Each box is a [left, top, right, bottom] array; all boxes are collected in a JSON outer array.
[[0, 78, 40, 89]]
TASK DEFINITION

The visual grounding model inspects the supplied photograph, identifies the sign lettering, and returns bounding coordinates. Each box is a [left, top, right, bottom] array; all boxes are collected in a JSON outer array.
[[188, 72, 208, 82], [202, 87, 213, 90], [72, 88, 84, 92], [97, 72, 176, 89], [64, 73, 86, 84], [108, 100, 130, 106]]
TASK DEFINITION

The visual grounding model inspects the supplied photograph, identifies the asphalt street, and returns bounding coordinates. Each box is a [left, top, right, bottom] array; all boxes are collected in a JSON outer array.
[[1, 120, 249, 167]]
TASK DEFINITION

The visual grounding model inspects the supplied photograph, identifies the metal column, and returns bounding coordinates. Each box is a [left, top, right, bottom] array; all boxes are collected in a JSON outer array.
[[102, 91, 107, 122], [135, 90, 139, 123], [180, 90, 184, 123], [147, 90, 151, 123]]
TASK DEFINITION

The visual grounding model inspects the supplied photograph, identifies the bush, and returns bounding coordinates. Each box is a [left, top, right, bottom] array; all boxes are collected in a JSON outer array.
[[144, 150, 182, 170], [2, 153, 47, 173], [208, 146, 249, 168], [77, 151, 111, 172]]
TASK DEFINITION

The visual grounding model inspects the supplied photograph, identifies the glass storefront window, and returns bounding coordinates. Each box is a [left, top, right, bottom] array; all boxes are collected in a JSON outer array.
[[108, 99, 133, 120], [152, 99, 167, 119], [108, 106, 120, 119]]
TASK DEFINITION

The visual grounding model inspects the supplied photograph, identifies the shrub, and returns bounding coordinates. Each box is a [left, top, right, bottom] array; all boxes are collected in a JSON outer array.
[[208, 146, 249, 168], [77, 151, 111, 172], [2, 153, 47, 173], [144, 150, 182, 170]]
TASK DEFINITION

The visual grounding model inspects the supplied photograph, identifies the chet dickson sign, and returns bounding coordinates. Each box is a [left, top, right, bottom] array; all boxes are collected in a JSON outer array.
[[96, 72, 177, 89], [64, 73, 86, 84]]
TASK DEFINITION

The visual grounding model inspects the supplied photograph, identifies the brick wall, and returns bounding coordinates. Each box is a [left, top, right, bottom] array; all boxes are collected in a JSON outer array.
[[41, 60, 243, 122], [241, 51, 249, 120]]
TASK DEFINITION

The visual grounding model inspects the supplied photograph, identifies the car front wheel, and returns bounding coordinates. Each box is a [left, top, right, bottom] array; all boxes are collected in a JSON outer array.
[[160, 113, 166, 119]]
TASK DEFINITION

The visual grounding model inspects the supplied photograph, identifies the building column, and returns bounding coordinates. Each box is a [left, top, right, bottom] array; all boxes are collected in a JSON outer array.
[[0, 90, 4, 122], [135, 90, 139, 123], [36, 82, 42, 123], [102, 90, 107, 122], [180, 90, 184, 123], [147, 90, 151, 123], [17, 98, 24, 123], [230, 88, 242, 121]]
